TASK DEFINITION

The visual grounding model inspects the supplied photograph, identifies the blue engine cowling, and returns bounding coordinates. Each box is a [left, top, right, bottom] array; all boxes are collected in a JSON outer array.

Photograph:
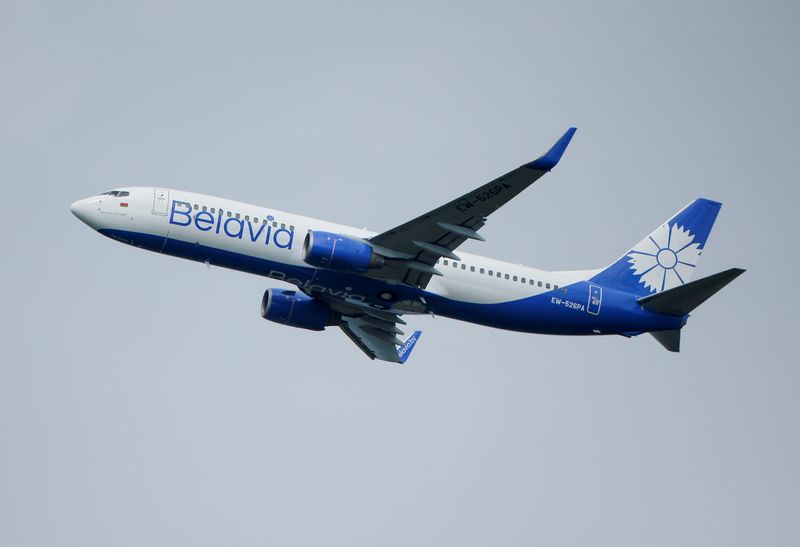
[[302, 231, 382, 273], [261, 289, 333, 331]]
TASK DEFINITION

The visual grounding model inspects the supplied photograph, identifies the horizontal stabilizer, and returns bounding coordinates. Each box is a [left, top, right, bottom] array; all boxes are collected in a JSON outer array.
[[650, 329, 681, 352], [638, 268, 745, 316]]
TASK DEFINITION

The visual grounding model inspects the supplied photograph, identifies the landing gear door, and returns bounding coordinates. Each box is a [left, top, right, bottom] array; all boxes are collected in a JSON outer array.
[[152, 188, 170, 215], [587, 285, 602, 316]]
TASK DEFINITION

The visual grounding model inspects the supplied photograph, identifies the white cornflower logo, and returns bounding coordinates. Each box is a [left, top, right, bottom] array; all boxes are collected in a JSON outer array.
[[628, 223, 702, 293]]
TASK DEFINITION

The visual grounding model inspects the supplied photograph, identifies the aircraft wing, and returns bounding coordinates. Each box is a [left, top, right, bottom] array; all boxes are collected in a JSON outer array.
[[340, 317, 421, 363], [368, 127, 576, 288], [313, 293, 422, 363]]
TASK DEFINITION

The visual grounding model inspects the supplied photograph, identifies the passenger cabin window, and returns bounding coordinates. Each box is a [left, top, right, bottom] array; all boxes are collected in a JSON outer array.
[[211, 208, 216, 214], [193, 204, 199, 210], [488, 270, 493, 276], [245, 215, 250, 221], [538, 281, 543, 287], [202, 206, 207, 212], [227, 211, 232, 218], [504, 274, 510, 280], [513, 276, 518, 282], [529, 279, 535, 285], [546, 283, 551, 289], [235, 213, 240, 219], [480, 268, 485, 274], [470, 266, 475, 272], [443, 260, 449, 266], [521, 277, 526, 283], [461, 264, 466, 270]]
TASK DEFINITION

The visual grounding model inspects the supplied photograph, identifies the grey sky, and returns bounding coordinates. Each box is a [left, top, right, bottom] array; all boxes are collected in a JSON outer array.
[[1, 1, 798, 545]]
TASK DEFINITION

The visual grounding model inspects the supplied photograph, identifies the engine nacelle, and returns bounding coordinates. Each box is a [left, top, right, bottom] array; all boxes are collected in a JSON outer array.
[[260, 289, 332, 331], [302, 231, 383, 273]]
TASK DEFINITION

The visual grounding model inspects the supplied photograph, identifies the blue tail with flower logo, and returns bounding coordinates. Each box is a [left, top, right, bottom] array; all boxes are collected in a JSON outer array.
[[590, 198, 723, 297], [589, 198, 746, 352]]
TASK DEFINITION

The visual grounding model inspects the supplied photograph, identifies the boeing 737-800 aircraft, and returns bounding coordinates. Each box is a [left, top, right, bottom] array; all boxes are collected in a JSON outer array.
[[71, 128, 743, 363]]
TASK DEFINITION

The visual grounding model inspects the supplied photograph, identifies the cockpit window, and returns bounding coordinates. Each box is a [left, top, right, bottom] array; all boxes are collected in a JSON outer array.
[[99, 190, 129, 197], [118, 191, 129, 197]]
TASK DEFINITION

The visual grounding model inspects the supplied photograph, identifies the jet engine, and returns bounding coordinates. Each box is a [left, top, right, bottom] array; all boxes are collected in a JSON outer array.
[[302, 231, 383, 273], [260, 289, 333, 331]]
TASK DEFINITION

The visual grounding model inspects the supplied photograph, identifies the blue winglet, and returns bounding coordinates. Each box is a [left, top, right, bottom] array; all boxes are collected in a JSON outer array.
[[397, 331, 422, 364], [525, 127, 577, 171]]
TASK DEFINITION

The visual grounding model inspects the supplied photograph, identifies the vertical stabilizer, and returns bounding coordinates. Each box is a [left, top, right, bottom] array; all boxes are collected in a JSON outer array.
[[591, 198, 722, 296]]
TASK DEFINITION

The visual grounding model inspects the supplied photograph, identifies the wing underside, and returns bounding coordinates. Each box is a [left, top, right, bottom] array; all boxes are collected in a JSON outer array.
[[312, 293, 420, 363], [340, 315, 406, 362]]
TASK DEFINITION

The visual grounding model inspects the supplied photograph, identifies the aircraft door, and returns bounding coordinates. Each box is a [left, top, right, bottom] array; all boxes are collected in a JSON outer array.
[[587, 285, 602, 315], [152, 188, 170, 215]]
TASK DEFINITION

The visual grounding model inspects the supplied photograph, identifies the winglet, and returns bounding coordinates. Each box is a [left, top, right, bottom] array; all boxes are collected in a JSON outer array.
[[397, 331, 422, 364], [525, 127, 577, 171]]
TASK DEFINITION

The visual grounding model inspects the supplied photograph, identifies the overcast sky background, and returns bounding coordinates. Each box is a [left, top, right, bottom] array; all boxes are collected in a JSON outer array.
[[1, 1, 798, 546]]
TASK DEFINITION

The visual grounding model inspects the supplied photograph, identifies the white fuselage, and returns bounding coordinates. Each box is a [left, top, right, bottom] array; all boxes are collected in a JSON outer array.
[[71, 187, 595, 308]]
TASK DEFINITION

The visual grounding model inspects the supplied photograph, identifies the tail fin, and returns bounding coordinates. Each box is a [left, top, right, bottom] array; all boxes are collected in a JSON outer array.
[[591, 198, 722, 296]]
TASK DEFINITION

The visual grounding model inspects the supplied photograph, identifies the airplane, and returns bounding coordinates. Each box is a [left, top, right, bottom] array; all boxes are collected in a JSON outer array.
[[70, 128, 744, 363]]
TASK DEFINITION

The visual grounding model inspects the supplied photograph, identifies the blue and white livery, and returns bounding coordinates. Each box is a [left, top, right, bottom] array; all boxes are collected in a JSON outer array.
[[70, 129, 744, 362]]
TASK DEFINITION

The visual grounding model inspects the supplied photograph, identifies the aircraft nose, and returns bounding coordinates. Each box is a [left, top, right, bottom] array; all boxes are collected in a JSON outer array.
[[70, 199, 87, 221], [70, 198, 99, 228]]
